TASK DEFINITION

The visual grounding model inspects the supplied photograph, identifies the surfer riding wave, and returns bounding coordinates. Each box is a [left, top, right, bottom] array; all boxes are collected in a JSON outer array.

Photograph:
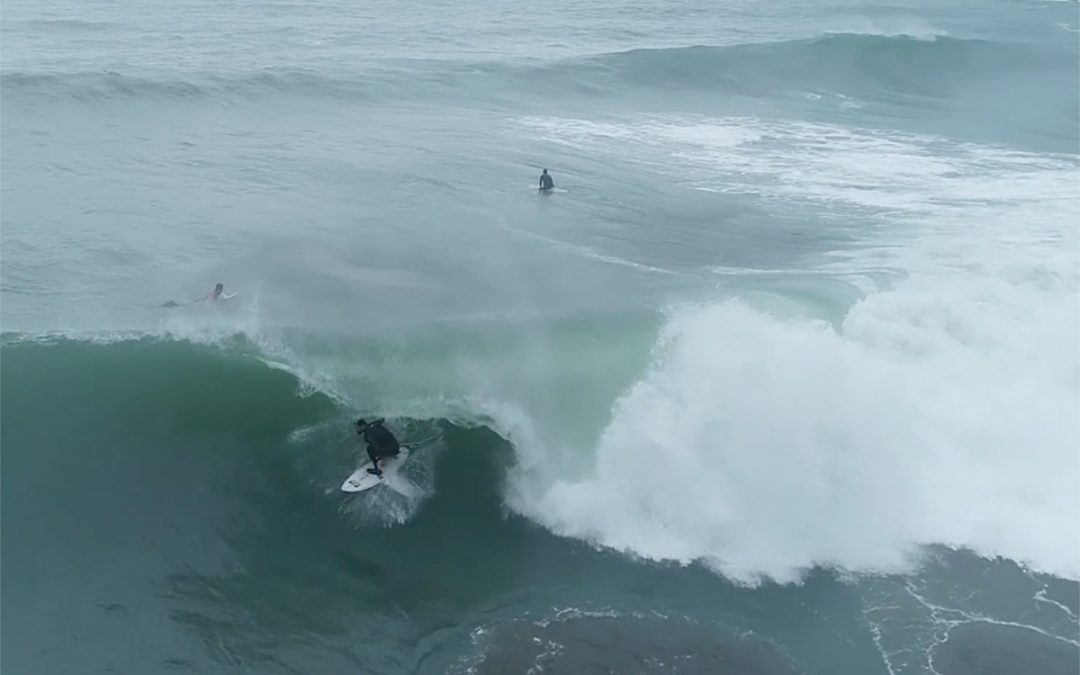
[[356, 418, 400, 477]]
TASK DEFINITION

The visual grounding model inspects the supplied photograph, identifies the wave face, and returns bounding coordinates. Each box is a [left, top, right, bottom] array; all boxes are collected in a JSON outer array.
[[3, 309, 1079, 673], [0, 335, 336, 432], [4, 108, 1077, 590]]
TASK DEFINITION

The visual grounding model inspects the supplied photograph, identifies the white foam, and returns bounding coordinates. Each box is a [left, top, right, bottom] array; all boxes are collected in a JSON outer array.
[[823, 18, 950, 41], [522, 115, 1078, 215], [508, 115, 1080, 584]]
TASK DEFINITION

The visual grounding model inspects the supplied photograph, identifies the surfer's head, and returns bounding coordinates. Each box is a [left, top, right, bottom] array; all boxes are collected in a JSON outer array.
[[542, 169, 548, 175], [355, 419, 368, 433], [213, 282, 224, 298]]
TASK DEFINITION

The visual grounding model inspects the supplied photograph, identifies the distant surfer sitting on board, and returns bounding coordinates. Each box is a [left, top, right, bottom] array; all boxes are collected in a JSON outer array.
[[538, 168, 554, 193], [356, 418, 400, 477]]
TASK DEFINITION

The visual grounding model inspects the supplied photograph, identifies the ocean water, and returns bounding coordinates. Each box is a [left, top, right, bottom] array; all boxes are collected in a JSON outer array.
[[2, 0, 1078, 672]]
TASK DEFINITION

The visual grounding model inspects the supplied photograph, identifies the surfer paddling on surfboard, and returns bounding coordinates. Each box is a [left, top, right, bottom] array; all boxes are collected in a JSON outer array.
[[356, 418, 401, 477], [162, 282, 235, 307], [199, 282, 226, 302]]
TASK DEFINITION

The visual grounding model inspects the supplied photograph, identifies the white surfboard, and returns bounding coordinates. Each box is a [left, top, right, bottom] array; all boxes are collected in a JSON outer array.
[[161, 291, 238, 308], [341, 448, 412, 493]]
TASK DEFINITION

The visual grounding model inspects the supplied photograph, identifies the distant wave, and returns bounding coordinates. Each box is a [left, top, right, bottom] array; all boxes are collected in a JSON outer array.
[[2, 34, 1065, 105], [14, 18, 120, 31], [560, 33, 1058, 97], [0, 69, 380, 104]]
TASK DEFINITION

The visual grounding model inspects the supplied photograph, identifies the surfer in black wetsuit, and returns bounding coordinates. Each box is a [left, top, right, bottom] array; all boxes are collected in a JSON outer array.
[[356, 418, 400, 477], [539, 168, 554, 192]]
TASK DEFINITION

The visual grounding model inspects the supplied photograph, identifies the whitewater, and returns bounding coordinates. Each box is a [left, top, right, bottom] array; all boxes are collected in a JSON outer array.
[[508, 116, 1080, 584]]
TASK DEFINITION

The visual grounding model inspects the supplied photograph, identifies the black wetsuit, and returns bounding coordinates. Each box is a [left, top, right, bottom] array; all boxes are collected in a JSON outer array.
[[539, 172, 554, 191], [362, 420, 400, 467]]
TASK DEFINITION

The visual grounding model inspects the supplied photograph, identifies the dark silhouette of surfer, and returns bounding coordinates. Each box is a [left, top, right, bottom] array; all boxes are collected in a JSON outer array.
[[356, 418, 400, 477], [539, 169, 554, 193]]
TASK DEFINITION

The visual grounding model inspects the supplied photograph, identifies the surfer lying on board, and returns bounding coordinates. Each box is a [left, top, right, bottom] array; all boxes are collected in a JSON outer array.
[[200, 282, 226, 302], [162, 282, 230, 307], [539, 168, 554, 192], [356, 418, 400, 477]]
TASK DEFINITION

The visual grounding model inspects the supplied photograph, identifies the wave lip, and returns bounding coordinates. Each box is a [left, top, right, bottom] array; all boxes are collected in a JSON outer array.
[[0, 333, 339, 435]]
